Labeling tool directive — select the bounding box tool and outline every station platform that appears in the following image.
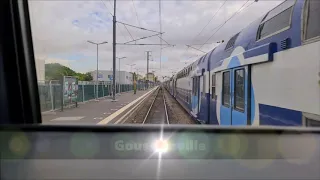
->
[41,88,157,125]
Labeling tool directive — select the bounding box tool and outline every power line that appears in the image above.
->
[100,0,131,45]
[117,21,161,34]
[123,24,135,41]
[117,23,129,42]
[117,43,170,46]
[124,33,163,44]
[186,45,206,53]
[183,0,227,58]
[157,35,169,45]
[100,0,113,16]
[131,0,141,27]
[100,0,137,44]
[107,0,113,10]
[199,0,251,50]
[190,0,227,45]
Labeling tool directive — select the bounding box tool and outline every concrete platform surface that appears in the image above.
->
[41,89,154,125]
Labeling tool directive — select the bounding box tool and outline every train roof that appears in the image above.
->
[208,0,302,70]
[172,0,305,78]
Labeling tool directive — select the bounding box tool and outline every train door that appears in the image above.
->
[220,66,249,125]
[172,79,175,96]
[174,80,177,97]
[191,76,200,116]
[199,75,203,114]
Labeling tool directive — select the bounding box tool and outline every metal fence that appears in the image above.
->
[38,80,150,112]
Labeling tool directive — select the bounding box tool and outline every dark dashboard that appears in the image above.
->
[1,125,320,180]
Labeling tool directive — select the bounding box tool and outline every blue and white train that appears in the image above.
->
[164,0,320,126]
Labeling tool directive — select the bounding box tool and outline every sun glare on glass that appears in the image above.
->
[153,139,169,153]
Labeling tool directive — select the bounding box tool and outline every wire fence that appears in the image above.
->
[38,80,151,112]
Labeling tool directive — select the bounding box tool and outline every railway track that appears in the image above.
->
[142,87,169,124]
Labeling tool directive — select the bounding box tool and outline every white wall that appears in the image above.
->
[92,70,133,84]
[252,41,320,117]
[35,58,45,81]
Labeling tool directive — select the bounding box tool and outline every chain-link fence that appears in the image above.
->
[38,80,149,112]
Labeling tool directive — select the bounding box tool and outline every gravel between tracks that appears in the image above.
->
[124,88,159,124]
[143,87,167,124]
[163,88,196,124]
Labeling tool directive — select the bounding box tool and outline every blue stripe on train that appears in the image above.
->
[198,93,211,124]
[209,96,219,125]
[176,94,192,113]
[259,104,302,126]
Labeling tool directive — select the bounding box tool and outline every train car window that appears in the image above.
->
[203,75,206,95]
[257,6,293,40]
[225,33,240,50]
[262,0,295,22]
[192,78,196,96]
[222,72,230,106]
[306,118,320,127]
[211,74,216,99]
[234,69,245,112]
[305,0,320,40]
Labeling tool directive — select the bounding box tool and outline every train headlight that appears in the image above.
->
[153,139,169,153]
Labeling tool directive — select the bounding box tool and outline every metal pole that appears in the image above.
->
[146,51,150,89]
[82,84,85,102]
[96,44,99,100]
[118,58,120,94]
[49,80,53,111]
[112,0,117,101]
[159,0,162,74]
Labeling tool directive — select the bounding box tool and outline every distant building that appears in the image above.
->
[91,70,133,84]
[136,74,144,81]
[146,72,155,82]
[35,58,45,81]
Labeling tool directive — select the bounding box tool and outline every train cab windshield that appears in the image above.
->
[1,0,320,179]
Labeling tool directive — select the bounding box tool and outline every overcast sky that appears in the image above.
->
[28,0,283,78]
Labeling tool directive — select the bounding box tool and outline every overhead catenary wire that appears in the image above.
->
[182,0,227,60]
[131,0,142,27]
[117,21,161,34]
[198,0,251,50]
[124,33,163,44]
[186,45,206,53]
[123,24,135,41]
[100,0,113,16]
[117,43,171,46]
[157,35,169,45]
[100,0,167,48]
[117,23,129,42]
[190,0,228,45]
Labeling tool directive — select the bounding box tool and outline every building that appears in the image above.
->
[146,72,155,82]
[136,74,144,81]
[91,70,133,84]
[35,58,45,81]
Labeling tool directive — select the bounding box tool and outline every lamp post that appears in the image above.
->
[87,40,108,100]
[126,63,136,73]
[116,57,126,95]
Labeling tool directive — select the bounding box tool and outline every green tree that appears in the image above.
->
[45,63,77,80]
[45,63,93,81]
[82,72,93,81]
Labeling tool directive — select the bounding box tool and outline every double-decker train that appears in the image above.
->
[164,0,320,126]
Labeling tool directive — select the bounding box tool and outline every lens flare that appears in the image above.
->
[153,139,169,153]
